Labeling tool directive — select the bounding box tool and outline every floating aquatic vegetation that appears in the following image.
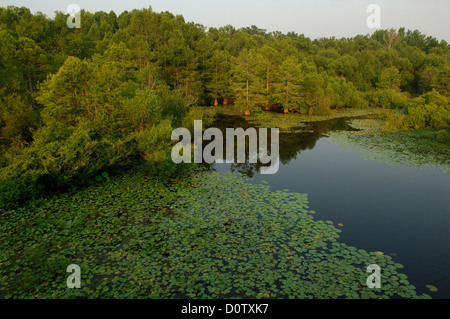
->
[248,112,308,130]
[426,285,438,292]
[329,119,450,172]
[214,106,380,131]
[0,169,428,299]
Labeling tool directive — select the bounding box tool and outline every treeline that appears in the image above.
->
[0,6,449,208]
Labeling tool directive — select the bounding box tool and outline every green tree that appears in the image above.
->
[300,70,326,114]
[326,76,365,109]
[231,49,264,113]
[378,67,402,90]
[407,90,450,129]
[206,49,232,106]
[274,57,302,111]
[257,44,280,108]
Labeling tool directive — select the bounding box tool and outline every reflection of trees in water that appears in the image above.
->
[209,114,354,177]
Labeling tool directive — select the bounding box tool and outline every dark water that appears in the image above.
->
[210,113,450,298]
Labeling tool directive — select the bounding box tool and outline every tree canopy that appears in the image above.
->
[0,5,449,207]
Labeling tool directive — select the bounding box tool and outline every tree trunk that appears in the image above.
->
[284,108,289,114]
[223,99,228,106]
[246,78,249,104]
[246,62,250,107]
[244,110,251,116]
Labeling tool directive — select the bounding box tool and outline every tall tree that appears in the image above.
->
[274,57,302,112]
[257,45,280,109]
[206,49,232,106]
[231,49,264,113]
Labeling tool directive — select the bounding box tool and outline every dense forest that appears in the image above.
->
[0,6,449,209]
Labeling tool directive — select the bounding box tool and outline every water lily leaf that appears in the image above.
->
[426,285,438,292]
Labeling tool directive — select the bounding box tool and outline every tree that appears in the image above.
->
[0,94,39,147]
[274,57,302,111]
[378,67,402,90]
[407,90,450,129]
[300,72,326,115]
[231,49,264,113]
[12,36,47,96]
[326,76,365,109]
[257,45,280,108]
[158,29,201,105]
[383,28,402,49]
[206,49,232,106]
[330,54,361,84]
[418,56,450,96]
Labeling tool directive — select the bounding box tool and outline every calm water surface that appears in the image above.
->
[210,114,450,298]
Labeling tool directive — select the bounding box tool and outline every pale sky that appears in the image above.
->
[1,0,449,41]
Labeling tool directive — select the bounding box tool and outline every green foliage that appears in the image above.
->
[436,129,450,143]
[121,88,162,132]
[0,93,39,144]
[0,177,42,210]
[0,170,427,299]
[330,122,449,171]
[417,57,450,96]
[0,54,193,207]
[181,106,217,131]
[381,110,409,132]
[375,89,409,109]
[205,49,232,104]
[299,72,325,114]
[133,119,174,162]
[0,5,449,207]
[157,87,190,126]
[257,44,281,107]
[407,90,450,129]
[326,76,366,109]
[377,90,449,132]
[274,57,303,111]
[378,67,402,90]
[231,49,265,112]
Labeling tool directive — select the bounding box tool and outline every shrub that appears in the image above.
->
[381,110,409,132]
[407,90,450,129]
[407,103,428,129]
[0,177,42,210]
[377,89,409,109]
[181,106,217,131]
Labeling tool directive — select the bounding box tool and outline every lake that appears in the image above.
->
[210,113,450,298]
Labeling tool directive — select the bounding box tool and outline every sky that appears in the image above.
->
[1,0,449,41]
